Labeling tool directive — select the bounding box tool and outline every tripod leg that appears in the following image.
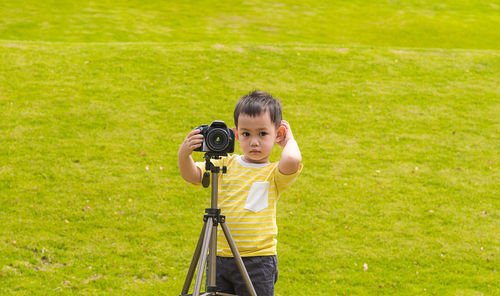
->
[220,222,257,296]
[192,218,213,296]
[181,221,208,295]
[207,223,217,289]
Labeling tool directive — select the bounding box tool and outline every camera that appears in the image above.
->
[194,121,235,154]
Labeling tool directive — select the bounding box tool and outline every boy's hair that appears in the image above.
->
[234,90,282,128]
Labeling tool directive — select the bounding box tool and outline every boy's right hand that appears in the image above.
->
[178,129,204,158]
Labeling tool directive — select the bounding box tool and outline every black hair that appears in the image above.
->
[234,90,282,128]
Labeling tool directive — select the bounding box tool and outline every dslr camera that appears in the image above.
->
[194,121,235,154]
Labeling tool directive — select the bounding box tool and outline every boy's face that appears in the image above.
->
[234,111,278,164]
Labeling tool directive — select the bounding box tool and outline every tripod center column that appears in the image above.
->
[210,167,219,209]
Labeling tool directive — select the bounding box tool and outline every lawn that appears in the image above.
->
[0,1,499,295]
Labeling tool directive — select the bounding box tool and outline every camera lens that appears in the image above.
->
[206,128,229,152]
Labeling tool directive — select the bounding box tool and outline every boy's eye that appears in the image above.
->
[259,132,268,136]
[242,132,250,137]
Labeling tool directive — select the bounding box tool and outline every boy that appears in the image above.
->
[178,90,302,295]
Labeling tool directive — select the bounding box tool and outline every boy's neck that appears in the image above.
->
[241,155,270,165]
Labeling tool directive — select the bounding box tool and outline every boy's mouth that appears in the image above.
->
[250,150,260,154]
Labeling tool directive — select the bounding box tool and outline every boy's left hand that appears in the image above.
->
[276,120,294,148]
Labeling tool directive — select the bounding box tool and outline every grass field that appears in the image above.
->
[0,1,499,295]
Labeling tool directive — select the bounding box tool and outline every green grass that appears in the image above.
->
[2,0,500,49]
[0,1,499,295]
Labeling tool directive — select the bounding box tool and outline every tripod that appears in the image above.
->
[180,152,257,296]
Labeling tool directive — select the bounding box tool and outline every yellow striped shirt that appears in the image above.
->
[195,154,302,257]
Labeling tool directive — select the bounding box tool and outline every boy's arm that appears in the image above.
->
[276,120,302,175]
[178,129,203,184]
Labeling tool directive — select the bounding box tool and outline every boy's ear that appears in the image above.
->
[232,127,239,140]
[276,125,286,142]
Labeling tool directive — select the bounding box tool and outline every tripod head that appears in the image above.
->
[202,152,228,188]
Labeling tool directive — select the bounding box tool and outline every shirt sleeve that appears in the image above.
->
[274,163,303,195]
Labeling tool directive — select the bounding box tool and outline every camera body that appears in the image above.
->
[194,121,235,154]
